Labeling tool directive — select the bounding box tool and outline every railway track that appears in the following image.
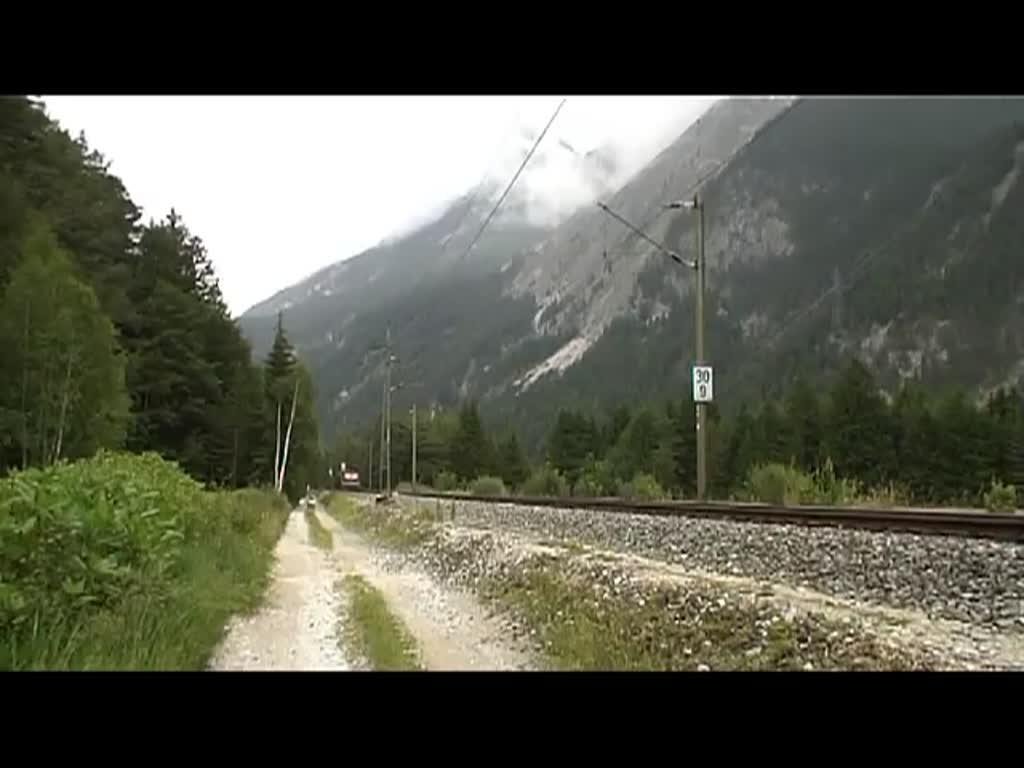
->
[400,490,1024,542]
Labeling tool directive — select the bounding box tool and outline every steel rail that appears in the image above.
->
[399,490,1024,542]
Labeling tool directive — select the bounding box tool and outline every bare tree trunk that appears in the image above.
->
[36,394,46,469]
[277,379,300,493]
[231,427,239,488]
[53,342,75,464]
[39,336,59,467]
[273,399,282,488]
[20,298,30,470]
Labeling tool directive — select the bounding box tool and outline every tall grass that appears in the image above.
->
[337,574,420,670]
[521,464,569,497]
[305,507,333,550]
[745,459,913,507]
[325,493,434,549]
[0,451,289,670]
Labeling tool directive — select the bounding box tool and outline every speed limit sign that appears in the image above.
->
[692,365,713,403]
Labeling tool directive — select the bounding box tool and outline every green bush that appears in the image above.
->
[618,473,665,501]
[574,458,616,498]
[0,451,289,670]
[809,458,862,505]
[747,463,817,505]
[433,470,459,492]
[573,475,604,498]
[983,479,1017,513]
[471,476,507,496]
[522,464,569,497]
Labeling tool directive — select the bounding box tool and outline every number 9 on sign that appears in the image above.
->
[692,365,713,403]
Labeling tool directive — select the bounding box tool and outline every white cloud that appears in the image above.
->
[41,95,719,316]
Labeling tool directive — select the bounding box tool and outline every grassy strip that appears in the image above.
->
[475,556,927,671]
[0,452,290,670]
[304,508,333,551]
[338,574,420,670]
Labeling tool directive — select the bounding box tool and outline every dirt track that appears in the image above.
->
[210,511,351,670]
[210,502,536,671]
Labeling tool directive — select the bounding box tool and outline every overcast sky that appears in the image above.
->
[41,96,720,316]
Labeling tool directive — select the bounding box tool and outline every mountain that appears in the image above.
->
[238,98,786,439]
[500,97,1024,446]
[239,185,550,362]
[239,97,1024,454]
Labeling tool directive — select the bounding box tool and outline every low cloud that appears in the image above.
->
[483,96,721,229]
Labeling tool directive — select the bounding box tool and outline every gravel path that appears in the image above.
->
[212,500,536,671]
[319,509,537,671]
[210,511,352,671]
[420,498,1024,631]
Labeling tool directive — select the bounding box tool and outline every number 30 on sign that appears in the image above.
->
[692,365,713,403]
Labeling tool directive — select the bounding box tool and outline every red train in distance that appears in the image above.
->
[338,462,361,489]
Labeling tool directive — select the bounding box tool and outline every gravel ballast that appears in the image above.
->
[416,498,1024,631]
[366,504,944,669]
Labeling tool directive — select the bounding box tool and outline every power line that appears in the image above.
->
[440,118,529,257]
[456,98,568,265]
[596,202,691,267]
[605,160,722,264]
[438,175,489,262]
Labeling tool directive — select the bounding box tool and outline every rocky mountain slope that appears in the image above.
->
[239,97,1024,452]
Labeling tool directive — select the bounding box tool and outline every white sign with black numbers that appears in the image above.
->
[693,365,713,403]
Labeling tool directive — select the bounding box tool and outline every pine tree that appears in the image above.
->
[784,377,823,470]
[0,169,28,290]
[825,359,894,487]
[608,406,661,482]
[984,387,1018,484]
[757,399,790,465]
[265,312,297,398]
[603,404,632,456]
[721,402,757,491]
[888,383,928,501]
[1010,403,1024,505]
[451,401,489,482]
[497,432,529,490]
[548,409,598,488]
[934,390,991,503]
[262,312,298,487]
[279,363,321,500]
[415,411,453,487]
[670,398,697,496]
[125,277,217,468]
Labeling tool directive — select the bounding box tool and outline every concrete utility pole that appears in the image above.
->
[378,377,386,492]
[598,193,710,500]
[411,403,417,493]
[693,195,707,500]
[665,193,708,500]
[379,326,394,497]
[385,351,393,496]
[367,437,374,492]
[366,326,400,495]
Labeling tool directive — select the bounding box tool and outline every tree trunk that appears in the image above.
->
[20,297,30,470]
[231,427,239,488]
[278,379,300,493]
[53,341,75,465]
[273,399,282,488]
